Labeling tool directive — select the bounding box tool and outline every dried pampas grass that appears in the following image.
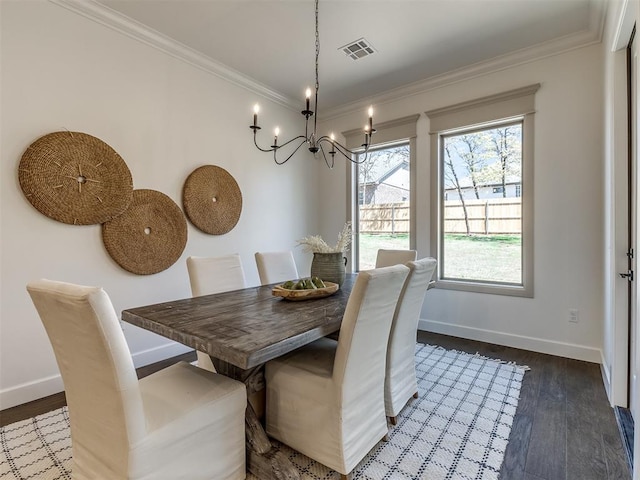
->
[297,222,352,253]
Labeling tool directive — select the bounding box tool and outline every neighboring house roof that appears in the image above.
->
[360,159,409,187]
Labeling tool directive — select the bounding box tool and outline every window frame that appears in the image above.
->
[426,84,538,297]
[343,115,419,272]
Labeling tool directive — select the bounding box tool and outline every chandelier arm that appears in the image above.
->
[317,136,370,164]
[317,142,335,169]
[273,137,309,165]
[253,133,276,153]
[276,135,309,150]
[253,132,307,153]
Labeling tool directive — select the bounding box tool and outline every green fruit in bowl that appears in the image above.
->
[311,276,326,288]
[281,280,295,290]
[304,279,318,290]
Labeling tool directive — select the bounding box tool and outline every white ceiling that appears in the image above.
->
[94,0,604,112]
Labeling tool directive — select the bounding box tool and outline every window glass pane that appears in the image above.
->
[356,144,410,270]
[441,122,522,284]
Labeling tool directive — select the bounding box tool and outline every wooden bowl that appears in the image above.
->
[272,281,339,301]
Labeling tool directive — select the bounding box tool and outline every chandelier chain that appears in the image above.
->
[315,0,320,93]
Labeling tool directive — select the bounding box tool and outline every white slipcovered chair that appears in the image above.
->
[254,251,299,285]
[384,257,437,425]
[27,279,246,480]
[375,248,417,268]
[265,264,409,478]
[186,254,247,372]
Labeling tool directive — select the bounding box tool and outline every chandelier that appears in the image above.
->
[250,0,375,168]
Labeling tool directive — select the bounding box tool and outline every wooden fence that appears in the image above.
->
[444,198,521,234]
[359,203,410,234]
[359,198,522,235]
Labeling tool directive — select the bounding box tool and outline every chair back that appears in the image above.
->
[187,254,247,372]
[387,257,437,377]
[26,279,145,476]
[375,249,418,268]
[186,254,247,296]
[255,251,299,285]
[333,265,409,406]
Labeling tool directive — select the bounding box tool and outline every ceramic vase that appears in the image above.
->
[310,252,347,286]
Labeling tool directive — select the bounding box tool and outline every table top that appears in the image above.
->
[122,274,356,370]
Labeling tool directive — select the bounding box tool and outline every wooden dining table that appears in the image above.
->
[122,273,357,480]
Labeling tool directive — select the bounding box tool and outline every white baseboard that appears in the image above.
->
[0,342,194,410]
[419,318,602,363]
[129,342,193,369]
[0,374,65,412]
[600,352,613,405]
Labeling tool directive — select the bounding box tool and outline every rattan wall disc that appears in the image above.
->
[183,165,242,235]
[102,189,187,275]
[19,131,133,225]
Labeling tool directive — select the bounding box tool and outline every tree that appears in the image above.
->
[477,126,522,196]
[442,124,522,236]
[444,144,471,235]
[447,133,487,200]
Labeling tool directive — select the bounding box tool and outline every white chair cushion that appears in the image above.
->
[384,257,437,418]
[187,254,247,297]
[266,265,409,475]
[186,254,247,372]
[255,251,299,285]
[134,361,246,480]
[27,279,247,480]
[375,249,417,268]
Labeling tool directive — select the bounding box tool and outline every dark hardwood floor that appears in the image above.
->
[0,333,631,480]
[416,331,631,480]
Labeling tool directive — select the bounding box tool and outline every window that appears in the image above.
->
[343,115,419,271]
[355,143,411,270]
[426,84,538,297]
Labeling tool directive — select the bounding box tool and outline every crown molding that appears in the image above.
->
[322,25,604,121]
[612,0,636,51]
[48,0,298,111]
[48,0,605,121]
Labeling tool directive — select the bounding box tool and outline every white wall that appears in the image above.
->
[319,44,605,363]
[0,1,320,408]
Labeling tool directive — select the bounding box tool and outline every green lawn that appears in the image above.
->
[443,234,521,284]
[358,233,521,284]
[358,234,410,270]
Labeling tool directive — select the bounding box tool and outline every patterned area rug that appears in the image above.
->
[0,344,527,480]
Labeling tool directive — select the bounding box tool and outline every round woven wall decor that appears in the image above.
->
[182,165,242,235]
[102,189,187,275]
[18,131,133,225]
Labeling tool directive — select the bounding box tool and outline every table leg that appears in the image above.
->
[211,357,300,480]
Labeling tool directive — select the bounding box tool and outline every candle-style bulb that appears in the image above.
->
[305,88,311,112]
[253,104,260,127]
[330,133,335,141]
[368,106,373,117]
[275,127,280,137]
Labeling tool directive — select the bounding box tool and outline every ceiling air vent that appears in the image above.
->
[339,38,376,60]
